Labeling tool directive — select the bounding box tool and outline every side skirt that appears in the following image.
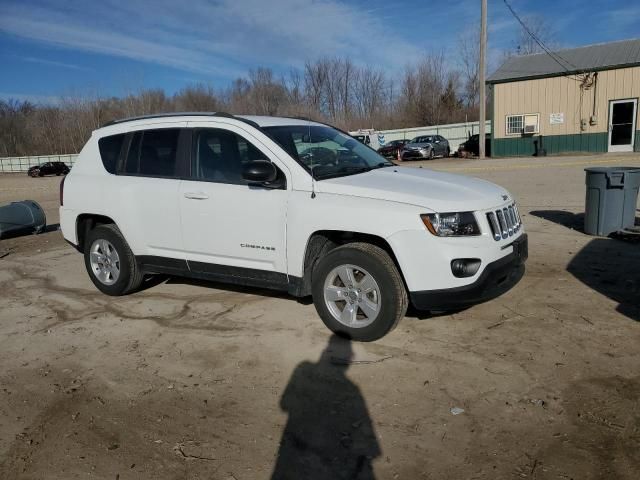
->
[137,255,302,295]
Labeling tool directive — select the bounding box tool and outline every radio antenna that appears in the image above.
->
[308,109,316,199]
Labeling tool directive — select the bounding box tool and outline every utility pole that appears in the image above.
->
[479,0,487,159]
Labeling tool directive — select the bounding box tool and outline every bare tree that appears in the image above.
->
[511,15,558,56]
[458,28,480,109]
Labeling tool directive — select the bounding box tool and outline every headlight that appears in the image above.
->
[421,212,480,236]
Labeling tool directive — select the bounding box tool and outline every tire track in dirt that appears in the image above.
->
[0,264,272,334]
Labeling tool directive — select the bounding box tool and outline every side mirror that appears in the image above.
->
[242,159,278,184]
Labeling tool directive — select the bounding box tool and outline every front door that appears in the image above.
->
[179,124,289,280]
[608,99,637,153]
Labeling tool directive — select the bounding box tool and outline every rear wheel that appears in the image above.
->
[311,243,408,341]
[84,224,143,296]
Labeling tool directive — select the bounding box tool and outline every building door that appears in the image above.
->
[608,99,637,153]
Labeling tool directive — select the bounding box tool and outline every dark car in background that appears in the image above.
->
[457,134,491,157]
[377,139,410,159]
[28,161,70,177]
[401,135,450,160]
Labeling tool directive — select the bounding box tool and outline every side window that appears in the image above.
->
[123,129,180,177]
[192,128,270,185]
[98,133,125,174]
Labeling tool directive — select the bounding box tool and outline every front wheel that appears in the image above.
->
[311,243,408,341]
[428,148,435,160]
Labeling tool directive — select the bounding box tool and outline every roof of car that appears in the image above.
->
[99,112,325,129]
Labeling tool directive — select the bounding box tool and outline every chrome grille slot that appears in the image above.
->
[503,208,513,236]
[487,202,522,241]
[486,212,501,241]
[496,210,508,239]
[508,206,518,232]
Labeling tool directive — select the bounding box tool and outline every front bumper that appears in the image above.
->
[410,234,528,311]
[402,149,430,160]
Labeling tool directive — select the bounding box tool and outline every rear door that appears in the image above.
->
[109,124,188,264]
[179,122,290,280]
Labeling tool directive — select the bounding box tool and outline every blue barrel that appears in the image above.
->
[0,200,47,239]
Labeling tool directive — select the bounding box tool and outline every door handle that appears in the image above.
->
[183,192,209,200]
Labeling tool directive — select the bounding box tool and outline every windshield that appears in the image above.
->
[412,136,433,144]
[263,125,394,180]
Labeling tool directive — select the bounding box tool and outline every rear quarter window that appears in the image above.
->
[98,134,125,174]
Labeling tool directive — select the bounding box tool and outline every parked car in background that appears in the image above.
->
[350,129,381,151]
[28,161,70,177]
[401,135,450,160]
[457,134,491,157]
[377,139,410,159]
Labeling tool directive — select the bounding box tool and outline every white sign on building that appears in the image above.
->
[550,113,564,125]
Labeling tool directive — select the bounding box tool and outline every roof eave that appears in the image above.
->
[487,61,640,85]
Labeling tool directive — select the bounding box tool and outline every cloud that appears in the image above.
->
[0,0,424,80]
[20,56,91,71]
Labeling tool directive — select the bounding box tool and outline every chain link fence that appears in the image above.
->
[0,154,78,173]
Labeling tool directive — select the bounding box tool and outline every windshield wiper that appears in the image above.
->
[314,165,372,180]
[370,162,394,169]
[314,162,394,180]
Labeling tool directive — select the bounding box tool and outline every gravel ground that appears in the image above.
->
[0,153,639,480]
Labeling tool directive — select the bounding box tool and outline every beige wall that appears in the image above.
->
[492,66,640,139]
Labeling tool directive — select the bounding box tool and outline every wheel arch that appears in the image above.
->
[291,229,407,297]
[75,214,118,252]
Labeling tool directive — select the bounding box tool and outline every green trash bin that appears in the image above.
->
[584,167,640,236]
[0,200,47,239]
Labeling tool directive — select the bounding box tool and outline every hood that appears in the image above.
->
[318,166,511,211]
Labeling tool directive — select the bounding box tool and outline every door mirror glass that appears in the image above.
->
[242,159,277,183]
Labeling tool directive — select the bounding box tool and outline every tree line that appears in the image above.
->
[0,17,554,157]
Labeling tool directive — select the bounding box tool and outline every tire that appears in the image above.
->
[445,147,450,157]
[29,169,40,178]
[84,224,143,296]
[311,242,408,341]
[428,148,435,160]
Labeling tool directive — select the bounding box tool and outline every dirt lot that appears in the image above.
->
[1,154,639,480]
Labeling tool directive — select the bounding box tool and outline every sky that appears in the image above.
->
[0,0,638,103]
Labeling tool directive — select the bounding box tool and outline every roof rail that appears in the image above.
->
[100,111,261,129]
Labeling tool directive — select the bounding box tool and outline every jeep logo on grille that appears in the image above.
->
[502,194,509,201]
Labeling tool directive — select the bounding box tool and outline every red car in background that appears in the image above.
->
[377,139,410,159]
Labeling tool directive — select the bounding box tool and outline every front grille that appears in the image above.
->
[486,203,522,241]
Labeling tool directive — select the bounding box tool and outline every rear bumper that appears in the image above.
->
[410,234,528,311]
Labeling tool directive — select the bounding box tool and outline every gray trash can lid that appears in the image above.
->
[585,166,640,173]
[584,167,640,173]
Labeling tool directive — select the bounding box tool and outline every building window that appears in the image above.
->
[506,115,524,135]
[506,113,539,135]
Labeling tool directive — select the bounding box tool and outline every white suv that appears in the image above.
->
[60,113,527,341]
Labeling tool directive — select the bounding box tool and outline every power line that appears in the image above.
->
[502,0,583,78]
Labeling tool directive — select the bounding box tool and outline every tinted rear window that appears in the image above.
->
[98,134,125,174]
[123,129,180,177]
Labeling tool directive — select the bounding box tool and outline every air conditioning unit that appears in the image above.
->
[523,114,539,134]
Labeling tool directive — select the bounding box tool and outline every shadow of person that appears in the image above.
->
[271,335,381,480]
